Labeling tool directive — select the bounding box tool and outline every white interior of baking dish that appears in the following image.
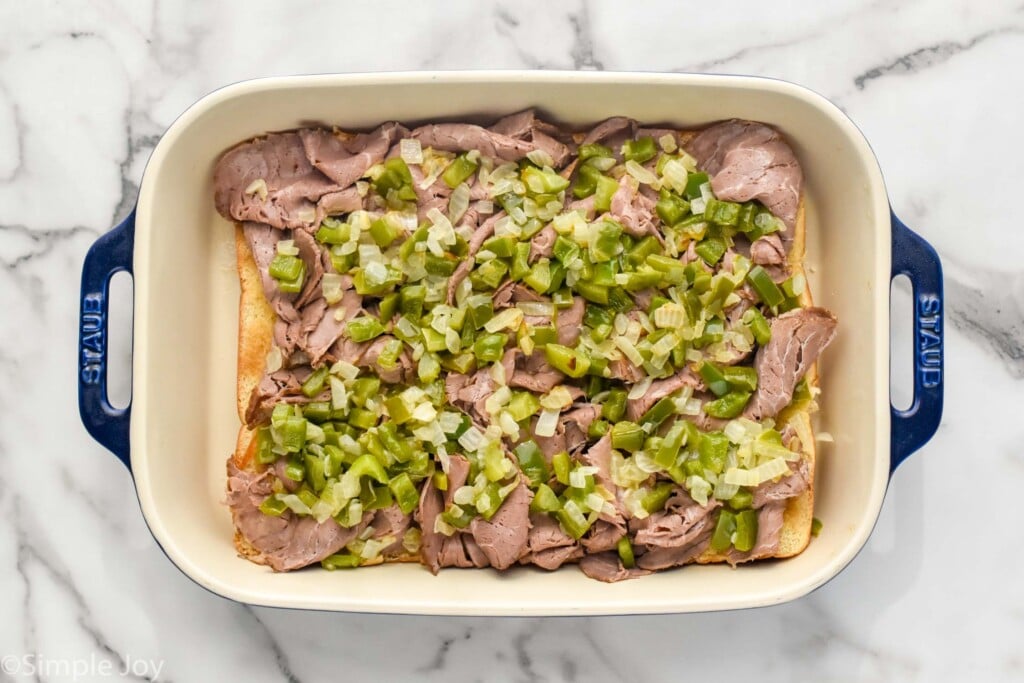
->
[131,72,891,615]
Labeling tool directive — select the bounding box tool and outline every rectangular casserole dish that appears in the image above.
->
[78,71,943,615]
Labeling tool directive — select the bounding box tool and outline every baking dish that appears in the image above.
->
[78,71,943,615]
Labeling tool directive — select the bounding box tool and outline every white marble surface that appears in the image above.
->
[1,0,1022,680]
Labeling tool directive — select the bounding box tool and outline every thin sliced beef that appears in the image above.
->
[556,296,585,347]
[752,458,810,508]
[581,518,626,553]
[726,502,786,565]
[632,491,718,550]
[446,211,505,304]
[581,117,637,157]
[530,225,558,261]
[750,233,786,266]
[299,123,406,188]
[521,513,582,570]
[508,352,563,393]
[243,222,299,322]
[226,461,369,571]
[245,366,315,427]
[413,122,570,167]
[371,505,413,557]
[625,368,703,421]
[469,480,533,570]
[744,307,837,420]
[635,532,712,571]
[215,133,337,229]
[610,175,662,243]
[316,186,364,224]
[417,456,484,572]
[445,368,494,423]
[292,228,325,308]
[579,551,651,583]
[686,120,803,232]
[607,358,645,383]
[305,290,363,366]
[577,433,614,493]
[330,335,413,383]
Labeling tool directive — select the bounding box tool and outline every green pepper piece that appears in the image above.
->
[511,242,531,280]
[572,164,601,199]
[723,366,758,392]
[522,166,570,194]
[323,444,346,478]
[467,297,495,330]
[737,203,758,234]
[704,391,752,419]
[811,517,823,537]
[506,391,541,422]
[279,416,308,453]
[704,198,741,226]
[555,508,594,540]
[515,440,551,488]
[698,362,730,397]
[524,259,552,294]
[255,427,276,465]
[303,453,326,493]
[299,365,329,398]
[622,137,657,164]
[346,316,385,343]
[551,288,574,309]
[654,421,686,469]
[684,171,709,200]
[530,483,562,513]
[601,388,627,422]
[471,258,509,290]
[589,219,623,262]
[646,254,687,283]
[473,481,505,521]
[303,401,332,424]
[418,353,441,383]
[610,421,644,452]
[728,489,753,511]
[347,452,388,485]
[617,536,636,569]
[682,457,704,478]
[579,143,613,161]
[711,509,737,552]
[388,473,420,515]
[322,553,360,570]
[552,236,581,265]
[473,332,508,363]
[378,422,412,462]
[374,158,414,193]
[531,326,558,347]
[544,344,591,378]
[442,154,479,188]
[368,218,400,248]
[698,431,730,474]
[284,457,305,482]
[626,235,661,267]
[641,482,676,514]
[259,495,289,517]
[694,237,727,266]
[423,252,457,277]
[316,219,351,245]
[347,407,378,430]
[593,175,620,213]
[441,504,474,529]
[656,191,690,227]
[482,235,517,258]
[552,451,572,486]
[639,397,675,429]
[350,377,380,406]
[432,471,449,492]
[746,266,786,308]
[440,352,476,375]
[733,509,758,552]
[575,280,609,305]
[588,419,610,439]
[269,253,303,282]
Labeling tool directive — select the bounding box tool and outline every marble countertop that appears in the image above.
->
[3,0,1022,680]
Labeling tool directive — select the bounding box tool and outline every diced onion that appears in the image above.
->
[699,182,713,203]
[691,197,707,214]
[476,200,494,215]
[265,346,283,373]
[526,149,556,167]
[400,138,423,164]
[330,377,348,411]
[412,402,437,423]
[658,134,678,153]
[584,492,607,513]
[685,476,711,506]
[569,469,586,489]
[458,426,484,452]
[484,308,524,333]
[713,479,739,501]
[540,386,574,411]
[448,182,471,224]
[625,160,658,185]
[627,376,653,400]
[634,451,661,474]
[322,273,345,305]
[679,398,703,416]
[517,301,555,318]
[277,494,312,515]
[244,178,268,200]
[276,239,298,256]
[402,528,422,552]
[453,485,477,506]
[535,409,560,438]
[499,411,521,438]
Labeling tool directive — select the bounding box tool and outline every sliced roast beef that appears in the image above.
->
[226,461,369,571]
[726,501,786,565]
[635,532,712,571]
[752,458,810,508]
[509,352,563,393]
[413,121,570,167]
[371,505,413,557]
[305,290,363,366]
[750,233,787,266]
[632,491,718,551]
[579,551,651,583]
[745,307,837,420]
[446,211,505,304]
[625,368,703,421]
[607,357,645,383]
[556,296,586,346]
[292,228,325,308]
[299,123,406,189]
[445,368,494,423]
[581,117,637,157]
[686,120,803,232]
[242,222,299,322]
[529,225,558,261]
[469,479,533,570]
[521,513,582,570]
[316,187,364,223]
[215,133,338,229]
[581,518,626,554]
[577,433,614,492]
[610,175,662,243]
[245,366,315,427]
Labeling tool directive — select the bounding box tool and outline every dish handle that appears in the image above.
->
[889,213,944,472]
[78,210,134,470]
